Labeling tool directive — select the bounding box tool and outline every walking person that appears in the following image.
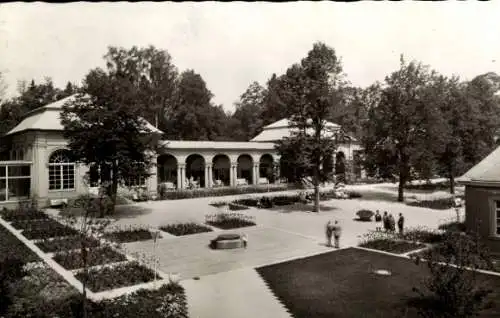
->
[375,210,382,231]
[397,213,405,235]
[333,220,342,248]
[382,211,389,232]
[325,221,333,247]
[388,214,396,233]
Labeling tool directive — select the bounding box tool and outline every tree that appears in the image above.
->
[363,56,441,201]
[61,64,161,215]
[0,72,7,104]
[277,42,345,212]
[260,73,290,126]
[230,81,265,141]
[411,231,493,318]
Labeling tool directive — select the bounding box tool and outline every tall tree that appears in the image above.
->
[61,64,161,215]
[230,81,265,141]
[363,56,440,201]
[260,74,289,126]
[277,42,345,212]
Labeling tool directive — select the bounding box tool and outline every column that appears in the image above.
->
[253,163,259,185]
[230,162,237,187]
[176,164,182,190]
[178,163,186,189]
[205,163,212,188]
[147,162,158,197]
[274,161,280,184]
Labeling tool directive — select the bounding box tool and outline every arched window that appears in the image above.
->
[48,150,75,190]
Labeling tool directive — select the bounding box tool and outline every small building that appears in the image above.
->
[459,146,500,254]
[0,95,363,208]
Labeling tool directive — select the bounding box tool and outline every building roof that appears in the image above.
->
[251,118,357,143]
[5,94,162,136]
[458,145,500,183]
[160,140,276,150]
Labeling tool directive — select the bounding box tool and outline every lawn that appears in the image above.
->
[256,248,500,318]
[0,224,40,263]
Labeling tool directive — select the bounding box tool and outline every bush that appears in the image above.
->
[19,220,79,240]
[36,236,101,253]
[0,225,40,263]
[228,203,249,211]
[359,238,425,254]
[103,227,153,243]
[400,227,445,244]
[1,207,48,222]
[205,213,256,229]
[438,221,466,232]
[407,196,464,210]
[232,198,260,207]
[158,184,296,200]
[348,191,363,199]
[76,262,157,292]
[271,195,301,206]
[356,209,374,221]
[53,246,127,270]
[160,223,213,236]
[405,181,457,191]
[0,257,27,316]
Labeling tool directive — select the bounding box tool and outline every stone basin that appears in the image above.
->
[210,233,244,249]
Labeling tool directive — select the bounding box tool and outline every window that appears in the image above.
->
[48,150,75,190]
[0,164,31,202]
[496,201,500,236]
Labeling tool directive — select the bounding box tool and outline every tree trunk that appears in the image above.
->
[313,167,320,213]
[398,162,406,203]
[110,162,118,215]
[449,169,455,195]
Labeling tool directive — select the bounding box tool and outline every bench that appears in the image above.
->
[236,178,248,186]
[258,177,269,184]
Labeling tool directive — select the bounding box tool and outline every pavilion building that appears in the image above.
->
[0,95,362,208]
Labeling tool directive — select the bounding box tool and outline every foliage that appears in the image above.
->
[103,226,154,243]
[0,206,48,222]
[0,225,39,263]
[406,196,464,210]
[228,202,249,210]
[205,213,256,229]
[400,226,445,244]
[209,201,228,208]
[356,209,374,221]
[411,232,494,318]
[160,223,213,236]
[228,81,266,141]
[359,237,425,254]
[53,246,127,270]
[0,258,27,316]
[232,198,260,207]
[75,262,157,293]
[18,220,79,240]
[36,236,101,253]
[404,180,458,191]
[438,221,466,232]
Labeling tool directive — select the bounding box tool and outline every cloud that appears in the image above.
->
[0,2,499,112]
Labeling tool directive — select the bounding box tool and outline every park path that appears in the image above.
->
[181,267,293,318]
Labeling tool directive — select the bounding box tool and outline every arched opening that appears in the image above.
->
[212,154,230,186]
[186,154,205,188]
[335,151,346,184]
[259,154,274,184]
[157,154,178,186]
[237,154,253,185]
[48,149,75,191]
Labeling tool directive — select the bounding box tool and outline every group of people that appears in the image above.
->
[374,210,405,234]
[325,220,342,248]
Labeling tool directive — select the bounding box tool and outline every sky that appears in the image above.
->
[1,2,499,112]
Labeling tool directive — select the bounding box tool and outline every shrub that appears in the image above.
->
[0,258,27,316]
[1,207,48,222]
[400,226,445,244]
[0,225,39,263]
[103,227,153,243]
[53,246,127,270]
[232,198,260,207]
[438,221,466,232]
[356,209,374,221]
[76,262,157,292]
[160,223,213,236]
[228,203,249,211]
[405,181,457,191]
[348,191,363,198]
[271,195,301,206]
[20,220,79,240]
[36,236,101,253]
[158,184,296,200]
[359,238,425,254]
[407,196,464,210]
[205,213,256,229]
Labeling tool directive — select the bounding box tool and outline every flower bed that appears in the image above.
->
[232,198,260,207]
[438,221,466,232]
[0,224,40,263]
[205,213,256,230]
[1,207,49,222]
[53,246,127,270]
[406,196,464,210]
[15,219,79,240]
[104,227,154,243]
[399,227,444,244]
[359,238,425,254]
[159,184,296,200]
[160,223,213,236]
[228,202,249,211]
[76,261,157,292]
[209,201,228,208]
[36,236,101,253]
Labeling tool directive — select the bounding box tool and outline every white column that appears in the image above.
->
[176,165,181,189]
[178,164,186,189]
[147,161,158,196]
[253,163,259,185]
[230,162,237,187]
[205,163,212,188]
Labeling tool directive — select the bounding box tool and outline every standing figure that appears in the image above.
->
[241,233,248,248]
[382,211,389,232]
[325,221,333,247]
[397,213,405,234]
[333,220,342,248]
[389,214,396,233]
[375,210,382,231]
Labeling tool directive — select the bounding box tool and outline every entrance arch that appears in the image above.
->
[212,154,230,186]
[259,154,274,183]
[186,154,205,188]
[157,154,178,185]
[237,154,253,185]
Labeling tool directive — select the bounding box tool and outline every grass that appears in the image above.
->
[359,238,426,254]
[0,224,40,263]
[160,223,213,236]
[257,247,500,318]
